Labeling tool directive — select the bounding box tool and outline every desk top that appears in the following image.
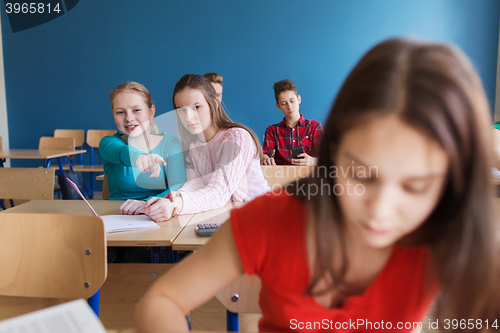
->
[1,200,194,247]
[172,202,245,251]
[0,149,86,159]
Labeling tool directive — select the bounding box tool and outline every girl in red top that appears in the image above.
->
[135,39,499,332]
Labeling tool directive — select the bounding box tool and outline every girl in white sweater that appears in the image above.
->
[142,74,270,220]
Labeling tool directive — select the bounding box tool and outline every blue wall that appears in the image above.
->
[2,0,500,167]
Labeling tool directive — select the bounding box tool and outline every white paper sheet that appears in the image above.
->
[0,299,106,333]
[101,214,160,233]
[66,177,159,233]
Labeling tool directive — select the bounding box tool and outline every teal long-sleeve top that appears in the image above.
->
[99,132,186,200]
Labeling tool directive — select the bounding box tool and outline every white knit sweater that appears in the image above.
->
[178,128,270,214]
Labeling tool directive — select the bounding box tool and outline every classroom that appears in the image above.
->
[0,1,499,333]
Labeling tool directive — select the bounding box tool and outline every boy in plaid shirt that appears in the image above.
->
[261,79,323,166]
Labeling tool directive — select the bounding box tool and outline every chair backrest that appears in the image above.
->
[102,173,110,200]
[54,129,85,147]
[87,130,116,148]
[0,168,55,200]
[0,213,106,318]
[38,136,75,150]
[215,275,262,314]
[260,165,314,190]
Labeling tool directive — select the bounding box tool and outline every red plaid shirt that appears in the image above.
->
[262,115,323,165]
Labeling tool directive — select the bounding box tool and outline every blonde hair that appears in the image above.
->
[110,81,158,134]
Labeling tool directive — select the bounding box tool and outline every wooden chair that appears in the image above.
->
[102,173,110,200]
[73,129,116,198]
[38,136,75,168]
[38,136,77,198]
[260,165,314,189]
[215,275,262,332]
[38,136,75,150]
[0,213,107,318]
[0,167,55,209]
[54,129,85,147]
[54,129,85,164]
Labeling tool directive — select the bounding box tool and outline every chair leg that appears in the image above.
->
[89,171,94,199]
[227,310,238,332]
[87,289,101,317]
[0,199,6,210]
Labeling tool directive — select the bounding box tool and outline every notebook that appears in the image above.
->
[65,178,160,233]
[0,299,107,333]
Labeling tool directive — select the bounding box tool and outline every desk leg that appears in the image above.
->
[88,289,101,317]
[227,310,238,332]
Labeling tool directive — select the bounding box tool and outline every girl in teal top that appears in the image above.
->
[100,81,186,216]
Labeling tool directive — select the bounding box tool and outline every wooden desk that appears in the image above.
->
[0,148,86,172]
[172,202,245,251]
[0,149,86,160]
[1,200,194,247]
[2,200,246,331]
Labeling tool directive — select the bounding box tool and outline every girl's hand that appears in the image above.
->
[165,191,183,217]
[136,154,167,177]
[142,197,177,222]
[119,199,147,215]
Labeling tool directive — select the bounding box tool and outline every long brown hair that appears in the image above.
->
[291,39,499,324]
[172,74,262,166]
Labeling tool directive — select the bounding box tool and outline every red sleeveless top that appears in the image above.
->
[230,192,439,332]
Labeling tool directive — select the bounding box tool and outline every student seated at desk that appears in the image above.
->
[135,39,500,332]
[100,82,186,262]
[142,74,270,220]
[261,79,323,166]
[100,82,186,212]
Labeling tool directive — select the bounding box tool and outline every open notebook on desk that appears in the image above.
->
[66,178,160,233]
[0,299,106,333]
